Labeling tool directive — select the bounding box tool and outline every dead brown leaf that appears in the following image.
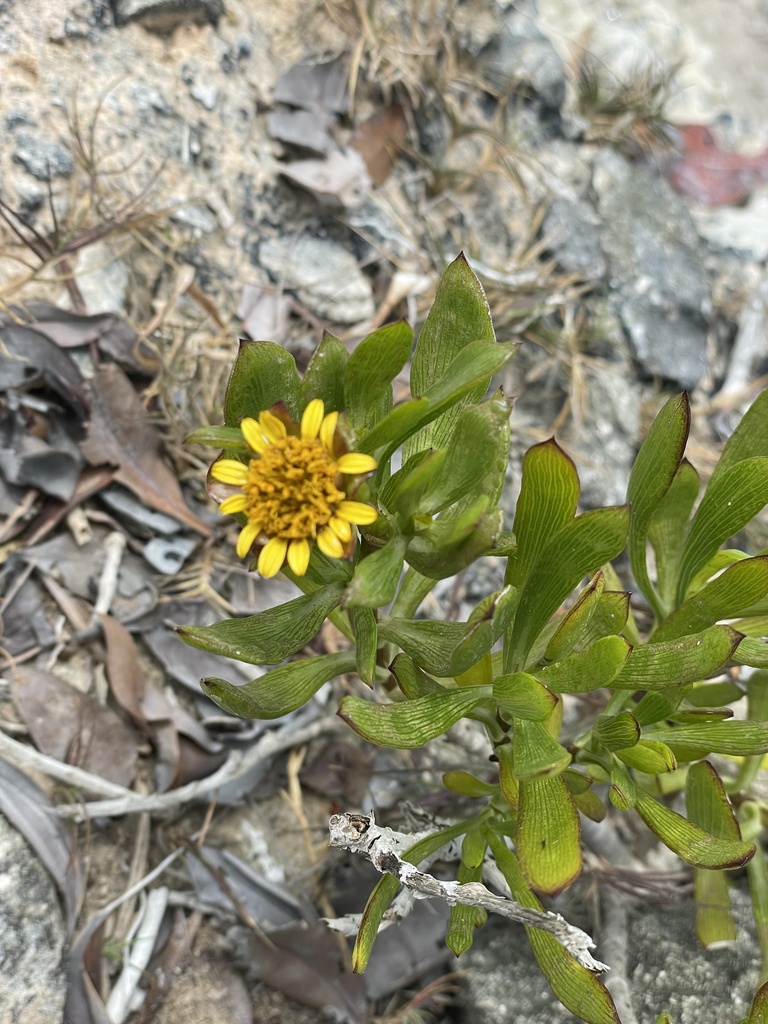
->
[351,104,407,186]
[11,664,138,790]
[80,364,211,536]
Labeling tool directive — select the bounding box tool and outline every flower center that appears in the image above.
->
[244,436,345,540]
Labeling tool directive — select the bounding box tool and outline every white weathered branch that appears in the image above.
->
[327,812,609,974]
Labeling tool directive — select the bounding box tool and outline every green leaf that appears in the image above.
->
[609,758,637,810]
[343,532,406,609]
[693,867,736,948]
[390,653,437,698]
[734,637,768,668]
[300,332,348,412]
[653,556,768,642]
[338,686,492,748]
[578,591,631,649]
[418,397,512,514]
[224,340,301,424]
[627,393,690,616]
[446,859,487,955]
[381,449,446,519]
[378,616,487,676]
[655,1013,674,1024]
[508,506,630,670]
[710,389,768,487]
[461,827,488,869]
[745,982,768,1024]
[545,572,604,662]
[406,253,496,459]
[632,690,680,727]
[185,424,249,450]
[405,499,503,580]
[443,770,498,797]
[634,792,755,869]
[648,459,700,611]
[485,832,620,1024]
[343,321,413,432]
[571,786,607,823]
[685,761,740,949]
[644,721,768,757]
[350,606,377,686]
[506,439,580,590]
[201,651,356,719]
[359,342,517,459]
[517,775,582,894]
[615,740,676,774]
[493,672,558,721]
[513,718,572,780]
[610,626,743,690]
[592,712,641,751]
[177,583,346,665]
[685,680,743,707]
[285,546,354,589]
[537,636,631,694]
[677,458,768,602]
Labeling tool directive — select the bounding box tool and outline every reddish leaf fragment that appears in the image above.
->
[80,364,211,535]
[667,124,768,206]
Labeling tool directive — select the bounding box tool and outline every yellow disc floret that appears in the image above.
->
[210,399,377,578]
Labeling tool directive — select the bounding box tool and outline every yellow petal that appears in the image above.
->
[287,537,311,576]
[329,515,352,543]
[336,453,377,475]
[259,409,287,444]
[337,500,378,525]
[317,527,344,559]
[219,494,248,515]
[236,521,261,558]
[211,459,249,485]
[320,410,339,453]
[301,399,325,441]
[240,417,267,454]
[257,536,288,578]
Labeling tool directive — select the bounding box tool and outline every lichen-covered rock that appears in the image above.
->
[0,814,67,1024]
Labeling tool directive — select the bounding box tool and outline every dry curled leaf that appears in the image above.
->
[80,364,210,536]
[351,104,407,186]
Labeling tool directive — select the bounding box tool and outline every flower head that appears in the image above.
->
[210,399,377,578]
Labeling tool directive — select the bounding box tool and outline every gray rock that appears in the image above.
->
[544,197,607,280]
[562,364,641,509]
[71,240,129,315]
[694,192,768,262]
[13,133,73,180]
[477,0,566,110]
[0,814,67,1024]
[267,108,335,155]
[258,235,374,324]
[594,150,711,389]
[458,886,760,1024]
[112,0,223,31]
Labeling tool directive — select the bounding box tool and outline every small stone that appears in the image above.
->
[477,0,566,110]
[71,241,129,316]
[267,108,335,155]
[694,191,768,262]
[258,235,374,324]
[12,133,73,180]
[543,197,607,280]
[112,0,224,32]
[189,81,219,111]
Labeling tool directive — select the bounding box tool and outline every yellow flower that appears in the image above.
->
[210,399,378,578]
